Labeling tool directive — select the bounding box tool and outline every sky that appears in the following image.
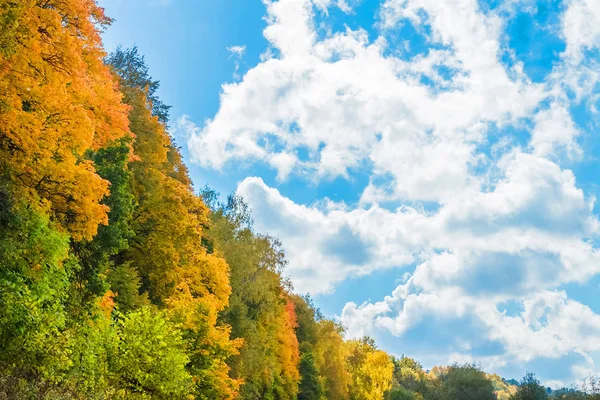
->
[99,0,600,388]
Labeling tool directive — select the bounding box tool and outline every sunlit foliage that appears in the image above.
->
[3,2,598,400]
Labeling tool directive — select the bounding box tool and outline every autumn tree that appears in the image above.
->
[346,337,394,400]
[290,293,351,400]
[0,0,130,396]
[202,191,301,399]
[489,373,518,400]
[0,0,130,241]
[314,320,352,399]
[107,49,240,398]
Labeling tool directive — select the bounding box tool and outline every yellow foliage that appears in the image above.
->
[346,339,394,400]
[488,373,518,400]
[120,86,241,397]
[314,320,352,399]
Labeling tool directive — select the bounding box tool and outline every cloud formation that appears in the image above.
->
[178,0,600,385]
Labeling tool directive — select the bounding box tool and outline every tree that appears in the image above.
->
[292,294,322,345]
[114,307,192,398]
[489,374,518,400]
[388,386,422,400]
[298,350,324,400]
[313,320,351,399]
[581,375,600,400]
[107,49,241,398]
[549,388,587,399]
[0,0,130,241]
[392,356,430,395]
[203,190,300,399]
[106,46,171,123]
[511,373,549,400]
[72,139,136,308]
[347,337,394,400]
[437,363,496,400]
[0,195,73,387]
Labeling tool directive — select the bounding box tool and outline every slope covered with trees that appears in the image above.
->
[1,1,599,399]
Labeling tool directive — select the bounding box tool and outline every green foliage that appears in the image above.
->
[114,307,192,398]
[106,46,171,123]
[437,364,496,400]
[298,350,324,400]
[292,294,322,346]
[511,373,549,400]
[204,191,298,399]
[391,356,430,396]
[73,140,136,305]
[550,388,587,399]
[67,312,119,397]
[388,386,422,400]
[0,194,73,384]
[0,1,22,59]
[107,263,148,312]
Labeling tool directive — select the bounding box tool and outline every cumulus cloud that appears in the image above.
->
[184,0,546,202]
[530,103,581,159]
[562,0,600,63]
[341,288,600,369]
[236,176,421,293]
[179,0,600,385]
[233,151,599,295]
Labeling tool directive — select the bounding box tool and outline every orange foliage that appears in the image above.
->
[277,297,301,396]
[0,0,130,240]
[97,290,115,319]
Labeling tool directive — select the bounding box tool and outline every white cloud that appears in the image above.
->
[562,0,600,63]
[264,0,317,57]
[439,151,597,238]
[227,45,246,57]
[180,0,600,383]
[236,176,422,293]
[234,150,599,294]
[341,287,600,369]
[530,103,581,159]
[185,0,545,202]
[227,45,247,81]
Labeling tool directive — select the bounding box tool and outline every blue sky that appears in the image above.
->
[99,0,600,387]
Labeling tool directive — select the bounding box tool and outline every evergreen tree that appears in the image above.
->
[511,373,549,400]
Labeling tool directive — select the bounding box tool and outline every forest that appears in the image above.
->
[0,1,598,399]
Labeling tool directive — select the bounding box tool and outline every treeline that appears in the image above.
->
[0,1,388,398]
[0,2,597,400]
